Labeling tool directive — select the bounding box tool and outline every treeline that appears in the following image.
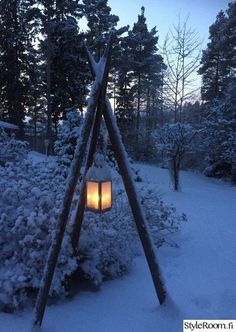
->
[0,0,235,178]
[0,0,165,155]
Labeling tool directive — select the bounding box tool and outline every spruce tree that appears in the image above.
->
[0,0,37,137]
[199,2,236,104]
[199,2,236,179]
[82,0,119,60]
[198,11,228,104]
[37,0,88,137]
[116,7,164,159]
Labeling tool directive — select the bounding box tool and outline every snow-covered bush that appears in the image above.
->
[139,185,187,248]
[0,156,185,312]
[78,169,186,285]
[0,128,29,165]
[154,123,197,190]
[78,175,138,285]
[0,160,75,311]
[54,109,83,176]
[0,160,136,311]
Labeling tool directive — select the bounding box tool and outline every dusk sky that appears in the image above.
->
[102,0,230,94]
[108,0,230,47]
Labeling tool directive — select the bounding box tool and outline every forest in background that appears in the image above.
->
[0,0,235,183]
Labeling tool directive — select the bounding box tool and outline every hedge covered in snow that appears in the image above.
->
[0,128,29,165]
[0,146,186,312]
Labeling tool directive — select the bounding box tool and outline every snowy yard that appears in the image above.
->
[1,164,236,332]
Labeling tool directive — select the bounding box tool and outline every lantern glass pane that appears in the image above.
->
[101,181,112,210]
[86,181,99,210]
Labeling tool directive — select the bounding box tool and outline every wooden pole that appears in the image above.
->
[46,0,52,154]
[103,98,166,304]
[71,34,113,250]
[79,51,166,305]
[32,43,112,328]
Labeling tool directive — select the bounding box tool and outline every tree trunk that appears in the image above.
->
[135,72,141,158]
[46,0,52,152]
[145,86,151,158]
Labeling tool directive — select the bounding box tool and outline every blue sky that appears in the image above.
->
[108,0,230,47]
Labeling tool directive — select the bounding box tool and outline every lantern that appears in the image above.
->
[85,153,112,212]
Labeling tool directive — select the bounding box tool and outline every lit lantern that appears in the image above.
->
[85,153,112,212]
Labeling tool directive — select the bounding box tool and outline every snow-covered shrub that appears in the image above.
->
[0,159,137,311]
[78,175,138,285]
[54,109,83,176]
[0,156,185,311]
[0,128,29,165]
[139,185,187,248]
[154,123,197,190]
[0,160,76,311]
[77,169,186,285]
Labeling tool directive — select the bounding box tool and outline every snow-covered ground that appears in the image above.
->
[1,164,236,332]
[28,151,55,163]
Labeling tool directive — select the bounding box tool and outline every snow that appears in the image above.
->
[86,153,111,180]
[1,165,236,331]
[140,165,236,318]
[28,151,55,163]
[0,120,18,130]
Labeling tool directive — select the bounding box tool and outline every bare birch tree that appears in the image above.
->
[162,16,202,122]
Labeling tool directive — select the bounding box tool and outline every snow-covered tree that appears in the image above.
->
[198,2,236,181]
[82,0,119,60]
[54,109,83,176]
[154,123,197,190]
[199,2,236,104]
[116,7,165,159]
[202,81,236,180]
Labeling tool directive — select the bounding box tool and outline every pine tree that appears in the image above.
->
[0,0,37,137]
[199,2,236,180]
[82,0,119,60]
[199,2,236,104]
[202,80,236,178]
[198,11,228,104]
[116,7,164,159]
[37,0,88,138]
[50,18,88,134]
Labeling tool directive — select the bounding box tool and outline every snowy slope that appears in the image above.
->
[0,165,236,332]
[139,165,236,319]
[28,151,55,163]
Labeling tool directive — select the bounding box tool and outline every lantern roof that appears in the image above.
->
[86,153,111,181]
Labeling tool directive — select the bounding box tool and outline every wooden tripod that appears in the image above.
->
[32,34,166,329]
